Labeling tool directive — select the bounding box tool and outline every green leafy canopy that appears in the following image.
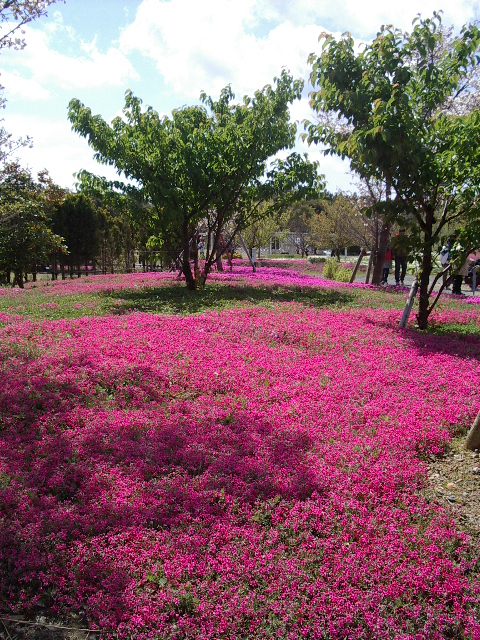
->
[305,13,480,328]
[68,70,324,289]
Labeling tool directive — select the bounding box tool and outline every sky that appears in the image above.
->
[0,0,479,194]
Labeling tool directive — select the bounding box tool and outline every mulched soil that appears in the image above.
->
[424,436,480,542]
[0,614,97,640]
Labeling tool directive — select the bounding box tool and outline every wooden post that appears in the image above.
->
[365,250,374,284]
[465,410,480,450]
[236,231,256,272]
[399,278,418,328]
[349,249,366,284]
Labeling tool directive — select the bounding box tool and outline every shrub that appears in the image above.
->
[323,258,352,282]
[268,253,302,259]
[323,258,338,279]
[335,265,352,282]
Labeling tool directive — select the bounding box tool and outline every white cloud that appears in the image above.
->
[3,115,122,190]
[1,22,138,96]
[119,0,480,103]
[119,0,322,99]
[2,0,478,195]
[0,69,50,100]
[254,0,480,39]
[310,149,356,194]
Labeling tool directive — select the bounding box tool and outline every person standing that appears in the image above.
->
[392,229,408,286]
[452,252,472,295]
[440,240,452,289]
[198,237,205,259]
[381,245,392,285]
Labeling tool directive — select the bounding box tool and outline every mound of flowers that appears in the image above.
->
[0,301,479,638]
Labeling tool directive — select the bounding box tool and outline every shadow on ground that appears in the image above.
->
[425,321,480,337]
[102,283,357,316]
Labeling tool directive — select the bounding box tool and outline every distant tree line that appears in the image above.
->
[0,160,369,287]
[0,162,143,287]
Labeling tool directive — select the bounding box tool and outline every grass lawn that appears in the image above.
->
[0,262,479,639]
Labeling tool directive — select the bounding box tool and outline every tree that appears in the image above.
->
[305,14,480,328]
[282,202,314,257]
[75,171,142,273]
[241,204,288,258]
[0,162,63,286]
[68,71,324,290]
[52,194,100,278]
[309,194,366,258]
[0,1,61,51]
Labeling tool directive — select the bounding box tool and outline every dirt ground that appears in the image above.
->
[0,614,97,640]
[424,436,480,542]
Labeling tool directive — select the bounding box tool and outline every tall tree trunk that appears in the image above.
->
[416,236,433,331]
[371,221,390,285]
[216,236,224,272]
[415,211,436,330]
[182,221,196,290]
[13,271,24,288]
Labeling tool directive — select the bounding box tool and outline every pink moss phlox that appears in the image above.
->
[0,302,479,637]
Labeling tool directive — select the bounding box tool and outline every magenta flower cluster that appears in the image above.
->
[0,272,479,638]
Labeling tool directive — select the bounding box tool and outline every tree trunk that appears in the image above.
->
[216,237,223,272]
[182,221,196,290]
[13,271,24,288]
[416,223,434,330]
[371,221,390,285]
[465,410,480,450]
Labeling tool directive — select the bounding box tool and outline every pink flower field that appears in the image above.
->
[0,269,480,638]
